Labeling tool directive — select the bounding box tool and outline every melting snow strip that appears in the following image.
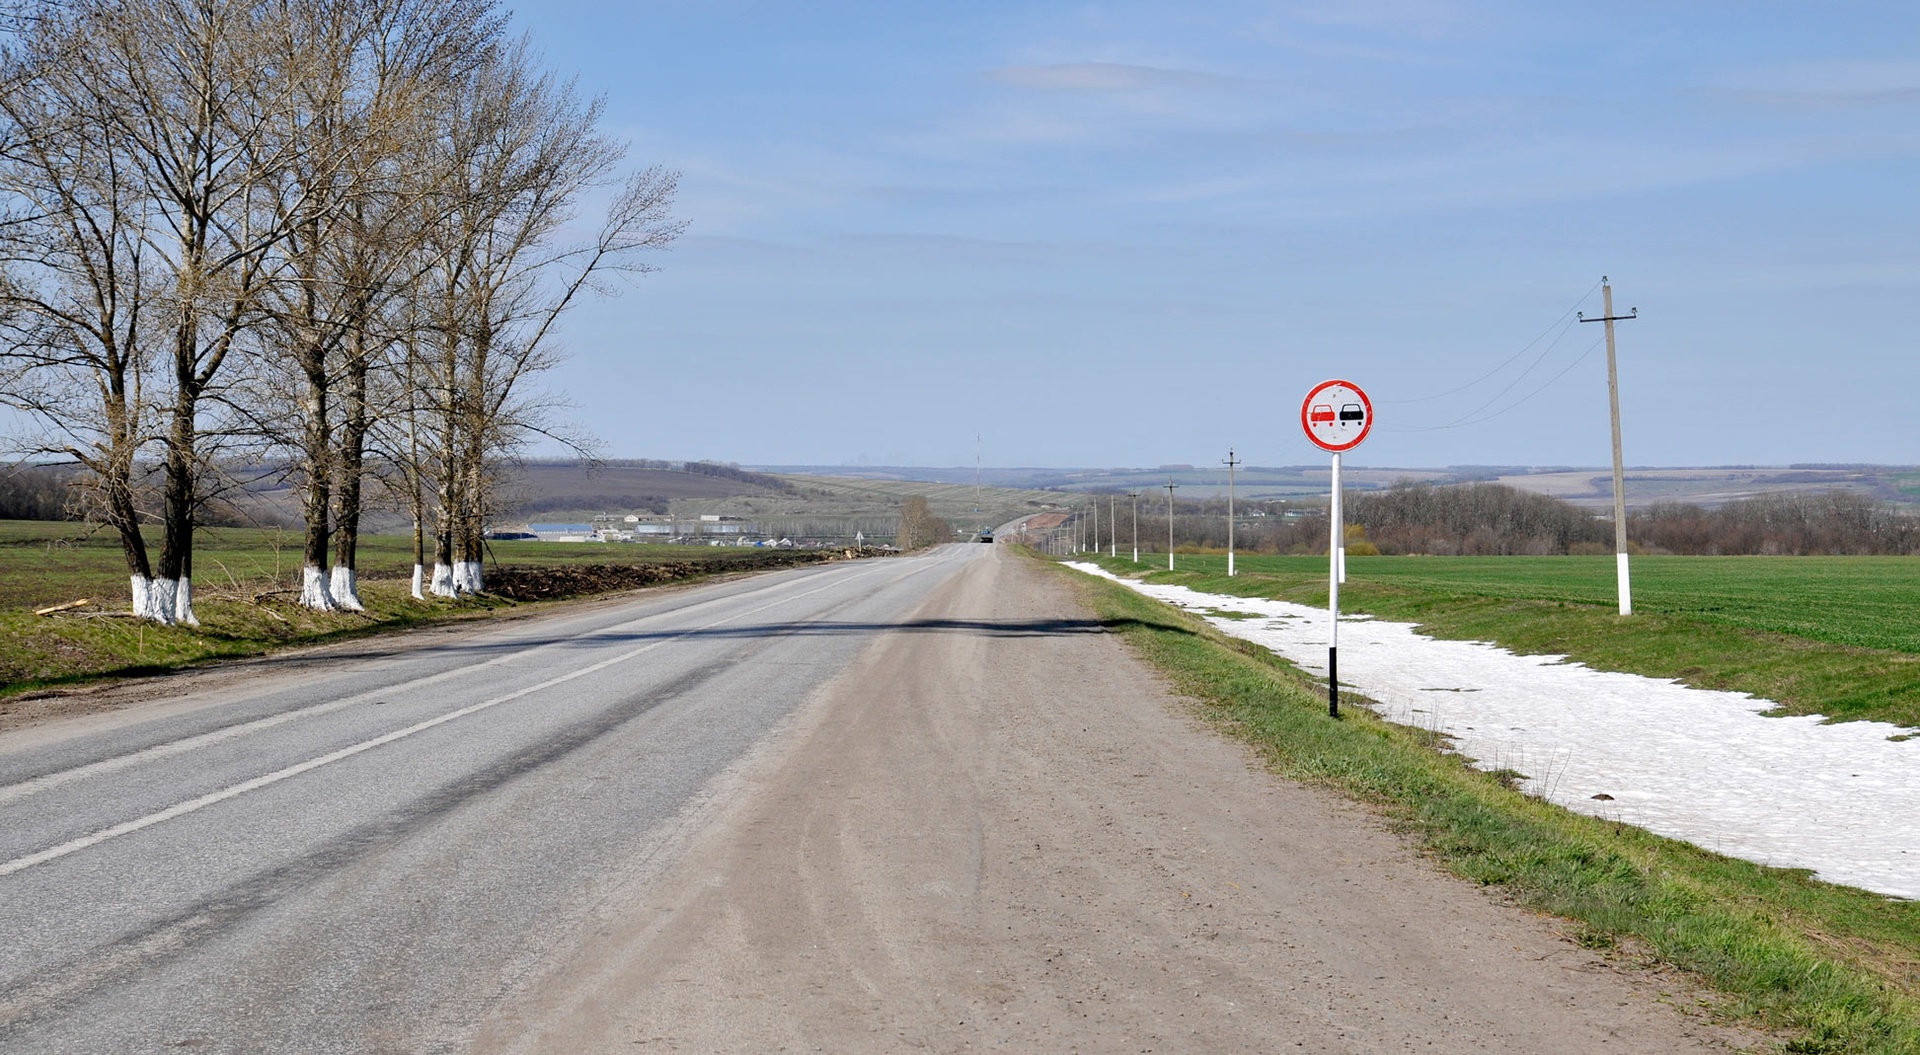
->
[1066,562,1920,900]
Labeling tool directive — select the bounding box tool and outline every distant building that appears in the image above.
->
[527,522,598,542]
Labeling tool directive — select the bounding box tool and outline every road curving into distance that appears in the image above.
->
[1,541,1761,1053]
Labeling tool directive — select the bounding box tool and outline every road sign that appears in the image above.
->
[1301,379,1373,453]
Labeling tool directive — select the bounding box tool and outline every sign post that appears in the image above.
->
[1301,379,1373,718]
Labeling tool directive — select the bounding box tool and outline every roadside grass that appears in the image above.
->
[1085,553,1920,730]
[0,519,821,697]
[1061,561,1920,1054]
[0,519,737,610]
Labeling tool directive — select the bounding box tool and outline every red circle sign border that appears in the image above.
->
[1300,379,1374,453]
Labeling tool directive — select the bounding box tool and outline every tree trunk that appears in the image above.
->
[299,358,337,611]
[155,386,197,626]
[331,337,369,611]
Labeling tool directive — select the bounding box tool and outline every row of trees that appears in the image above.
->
[1082,483,1920,558]
[0,0,680,622]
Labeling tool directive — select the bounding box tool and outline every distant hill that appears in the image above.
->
[756,464,1920,511]
[500,460,791,518]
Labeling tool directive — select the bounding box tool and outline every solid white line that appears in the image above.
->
[0,558,882,809]
[0,562,891,878]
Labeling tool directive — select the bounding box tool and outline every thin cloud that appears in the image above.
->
[988,62,1244,93]
[1713,58,1920,108]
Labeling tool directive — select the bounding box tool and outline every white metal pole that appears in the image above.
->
[1329,452,1342,717]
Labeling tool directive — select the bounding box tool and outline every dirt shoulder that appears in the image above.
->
[474,545,1765,1053]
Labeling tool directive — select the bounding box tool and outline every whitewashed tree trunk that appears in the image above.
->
[453,560,483,594]
[300,565,338,611]
[174,577,199,627]
[142,577,179,625]
[430,562,456,597]
[131,575,174,625]
[410,564,425,600]
[330,566,365,611]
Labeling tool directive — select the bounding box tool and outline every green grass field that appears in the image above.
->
[1059,560,1920,1053]
[1082,552,1920,729]
[0,519,815,695]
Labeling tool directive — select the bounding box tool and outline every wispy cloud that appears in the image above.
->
[1713,58,1920,108]
[989,61,1245,93]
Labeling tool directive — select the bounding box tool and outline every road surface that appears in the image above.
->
[0,543,1759,1052]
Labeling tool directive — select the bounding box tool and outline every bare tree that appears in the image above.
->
[253,0,501,610]
[3,2,676,619]
[407,40,680,597]
[0,3,168,615]
[1,0,380,622]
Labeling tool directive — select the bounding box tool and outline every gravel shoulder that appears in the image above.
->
[474,545,1767,1053]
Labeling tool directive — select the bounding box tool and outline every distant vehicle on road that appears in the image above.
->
[976,529,994,543]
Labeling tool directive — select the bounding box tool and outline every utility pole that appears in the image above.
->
[1579,277,1637,616]
[1223,448,1241,577]
[974,433,981,521]
[1129,490,1140,563]
[1109,493,1117,558]
[1164,478,1178,571]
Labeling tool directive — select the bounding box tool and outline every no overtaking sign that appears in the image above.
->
[1301,379,1372,453]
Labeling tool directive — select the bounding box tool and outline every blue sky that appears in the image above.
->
[517,1,1920,469]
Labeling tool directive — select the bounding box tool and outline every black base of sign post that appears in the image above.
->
[1328,646,1339,718]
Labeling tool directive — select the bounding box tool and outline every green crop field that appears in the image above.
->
[0,520,736,611]
[0,519,826,696]
[1082,552,1920,729]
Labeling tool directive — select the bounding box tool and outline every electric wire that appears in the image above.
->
[1386,331,1606,433]
[1381,276,1603,406]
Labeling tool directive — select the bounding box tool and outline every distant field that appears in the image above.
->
[0,519,837,695]
[1087,552,1920,728]
[667,474,1069,535]
[0,519,750,611]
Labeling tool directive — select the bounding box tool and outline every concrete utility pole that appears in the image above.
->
[974,434,981,520]
[1109,493,1117,558]
[1129,490,1141,563]
[1223,448,1241,577]
[1164,479,1178,571]
[1579,277,1638,616]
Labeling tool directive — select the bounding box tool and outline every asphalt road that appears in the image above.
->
[0,543,989,1053]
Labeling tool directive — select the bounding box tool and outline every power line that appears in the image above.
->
[1387,332,1605,433]
[1383,277,1603,406]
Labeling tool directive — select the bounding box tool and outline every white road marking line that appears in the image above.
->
[0,565,884,878]
[0,559,882,808]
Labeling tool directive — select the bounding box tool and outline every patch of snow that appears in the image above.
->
[1066,562,1920,900]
